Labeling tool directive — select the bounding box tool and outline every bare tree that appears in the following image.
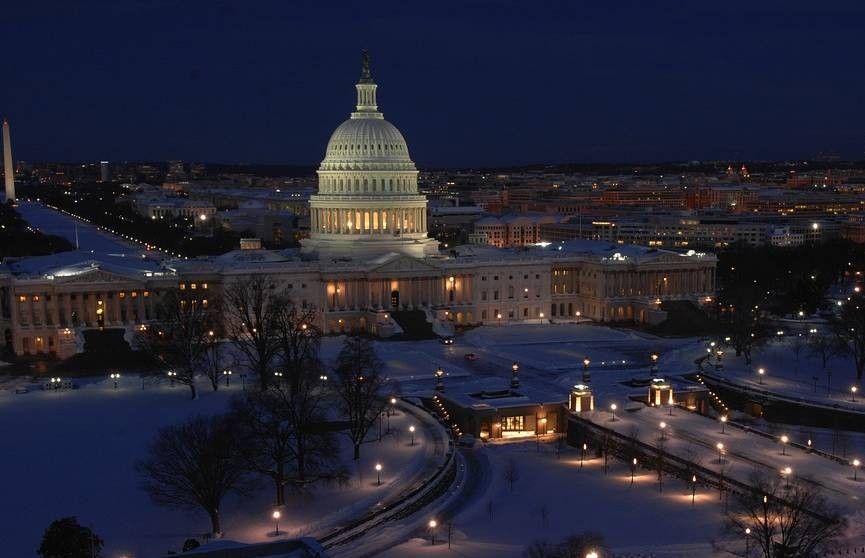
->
[138,289,220,399]
[137,414,255,536]
[503,458,520,492]
[791,333,805,375]
[202,340,232,392]
[275,301,322,393]
[558,531,609,558]
[832,294,865,383]
[224,275,284,391]
[808,330,843,395]
[719,471,845,557]
[333,336,389,460]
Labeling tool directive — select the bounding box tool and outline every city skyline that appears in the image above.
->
[2,1,865,166]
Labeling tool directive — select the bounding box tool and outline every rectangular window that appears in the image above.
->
[502,416,524,431]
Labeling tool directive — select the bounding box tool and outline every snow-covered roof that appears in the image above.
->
[2,250,166,278]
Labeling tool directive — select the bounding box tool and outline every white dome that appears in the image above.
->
[321,117,415,170]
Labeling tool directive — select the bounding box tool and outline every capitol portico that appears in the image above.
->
[0,53,717,359]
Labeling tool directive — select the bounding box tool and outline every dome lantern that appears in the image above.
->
[354,49,380,117]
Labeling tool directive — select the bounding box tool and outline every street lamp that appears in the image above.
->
[586,552,599,558]
[659,421,667,441]
[853,458,861,481]
[609,403,617,422]
[428,519,438,545]
[720,415,728,434]
[110,372,120,389]
[409,425,416,446]
[274,371,284,385]
[375,463,382,485]
[745,527,751,555]
[781,466,792,489]
[581,442,587,468]
[780,435,789,456]
[852,386,859,402]
[715,349,724,370]
[582,356,591,383]
[631,457,637,484]
[757,367,765,385]
[650,352,659,375]
[716,442,724,464]
[511,361,520,389]
[167,370,177,387]
[435,366,445,392]
[691,474,697,506]
[272,510,281,536]
[223,368,232,387]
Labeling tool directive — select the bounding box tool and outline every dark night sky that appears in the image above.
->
[2,1,864,167]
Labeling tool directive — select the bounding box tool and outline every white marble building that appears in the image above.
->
[0,54,717,359]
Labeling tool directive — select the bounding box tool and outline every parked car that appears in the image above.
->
[464,352,477,361]
[439,336,454,345]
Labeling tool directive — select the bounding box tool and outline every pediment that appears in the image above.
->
[367,254,441,275]
[55,267,140,285]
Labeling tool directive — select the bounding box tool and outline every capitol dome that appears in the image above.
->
[301,51,439,261]
[321,118,415,171]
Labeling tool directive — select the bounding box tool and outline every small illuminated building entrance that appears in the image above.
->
[426,381,566,441]
[649,378,674,407]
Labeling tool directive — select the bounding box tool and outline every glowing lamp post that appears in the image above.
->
[511,361,520,389]
[582,356,591,383]
[435,366,445,392]
[223,368,232,387]
[716,442,724,464]
[780,435,789,456]
[609,403,618,422]
[274,371,284,385]
[388,397,396,432]
[428,519,438,545]
[691,474,697,506]
[650,352,659,375]
[852,386,859,403]
[720,415,728,434]
[781,466,792,489]
[409,425,416,446]
[272,510,281,536]
[630,457,637,485]
[757,367,765,385]
[659,421,667,441]
[375,463,382,485]
[581,442,587,468]
[853,459,861,481]
[715,349,724,370]
[110,372,120,389]
[167,370,177,387]
[586,552,599,558]
[745,527,751,555]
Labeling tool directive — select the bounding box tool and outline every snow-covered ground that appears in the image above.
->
[0,377,438,557]
[16,201,142,254]
[6,319,864,556]
[380,440,723,557]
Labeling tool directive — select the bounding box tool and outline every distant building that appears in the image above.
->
[99,161,112,183]
[473,214,563,248]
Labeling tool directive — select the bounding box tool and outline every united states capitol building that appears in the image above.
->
[0,56,716,359]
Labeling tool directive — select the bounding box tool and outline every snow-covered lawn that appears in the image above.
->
[16,201,141,254]
[706,337,865,411]
[0,378,437,557]
[381,440,724,557]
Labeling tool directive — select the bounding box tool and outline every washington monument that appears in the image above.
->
[2,118,14,204]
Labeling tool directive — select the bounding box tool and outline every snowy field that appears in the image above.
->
[381,441,723,557]
[16,201,142,254]
[0,378,437,557]
[5,319,864,556]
